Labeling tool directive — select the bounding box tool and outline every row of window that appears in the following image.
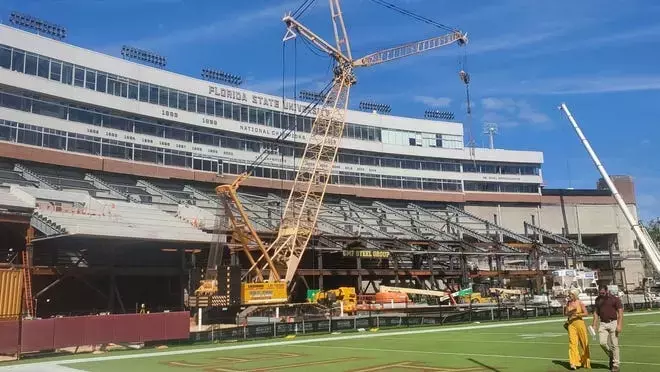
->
[0,119,471,192]
[0,119,539,193]
[464,181,539,193]
[0,89,475,173]
[0,44,463,149]
[463,162,539,176]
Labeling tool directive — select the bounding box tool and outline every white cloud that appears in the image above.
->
[485,75,660,96]
[100,1,305,52]
[480,97,551,128]
[243,74,326,96]
[413,96,452,108]
[480,98,517,112]
[515,24,660,59]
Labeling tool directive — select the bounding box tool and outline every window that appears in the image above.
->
[197,96,206,114]
[68,106,100,125]
[193,158,218,172]
[85,70,96,90]
[43,128,66,150]
[168,89,178,109]
[158,88,168,106]
[32,100,66,120]
[0,120,17,141]
[177,92,187,111]
[149,86,159,105]
[62,63,73,85]
[134,145,162,164]
[96,73,107,93]
[102,139,132,160]
[50,60,62,82]
[37,56,49,78]
[129,81,139,100]
[24,53,37,75]
[139,83,149,102]
[164,150,190,168]
[68,133,101,155]
[74,67,85,87]
[17,124,42,146]
[0,46,11,69]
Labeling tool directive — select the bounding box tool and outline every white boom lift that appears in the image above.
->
[559,103,660,277]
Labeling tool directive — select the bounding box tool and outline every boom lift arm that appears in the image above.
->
[559,103,660,277]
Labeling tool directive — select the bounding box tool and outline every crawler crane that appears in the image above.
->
[189,0,468,311]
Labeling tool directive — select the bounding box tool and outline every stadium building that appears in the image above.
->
[0,22,647,316]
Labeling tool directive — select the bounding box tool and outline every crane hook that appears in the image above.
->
[459,70,470,85]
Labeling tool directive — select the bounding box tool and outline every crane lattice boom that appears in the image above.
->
[220,0,467,293]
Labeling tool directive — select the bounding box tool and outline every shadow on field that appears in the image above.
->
[467,358,501,372]
[552,360,610,370]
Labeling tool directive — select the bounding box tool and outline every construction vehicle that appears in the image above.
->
[459,292,495,304]
[187,0,468,312]
[378,285,474,305]
[311,287,357,315]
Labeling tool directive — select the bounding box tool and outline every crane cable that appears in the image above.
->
[292,0,317,19]
[367,0,459,32]
[242,46,333,178]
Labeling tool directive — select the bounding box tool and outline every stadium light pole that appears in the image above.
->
[8,12,67,40]
[120,45,167,68]
[201,68,243,87]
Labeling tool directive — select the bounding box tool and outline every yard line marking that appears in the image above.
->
[297,344,660,367]
[374,336,660,348]
[0,311,658,370]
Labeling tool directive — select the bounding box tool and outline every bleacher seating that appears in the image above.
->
[28,164,100,193]
[95,173,154,203]
[0,187,34,210]
[0,160,35,187]
[148,180,196,202]
[177,204,220,231]
[34,197,212,243]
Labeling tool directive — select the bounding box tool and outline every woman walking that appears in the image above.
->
[564,288,591,369]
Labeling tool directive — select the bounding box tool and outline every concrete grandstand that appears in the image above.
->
[0,155,648,317]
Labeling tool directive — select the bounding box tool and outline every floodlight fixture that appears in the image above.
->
[201,68,243,86]
[120,45,167,68]
[483,122,498,149]
[358,100,391,114]
[298,90,327,102]
[9,11,67,40]
[424,110,455,121]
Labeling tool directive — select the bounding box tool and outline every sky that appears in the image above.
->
[1,0,659,220]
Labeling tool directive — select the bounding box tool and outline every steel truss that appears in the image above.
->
[211,192,610,278]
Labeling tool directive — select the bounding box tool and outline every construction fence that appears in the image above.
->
[192,299,660,343]
[192,305,562,343]
[0,311,190,357]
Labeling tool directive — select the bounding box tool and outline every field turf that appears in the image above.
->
[2,311,660,371]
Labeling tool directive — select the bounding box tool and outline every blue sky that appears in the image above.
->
[2,0,660,220]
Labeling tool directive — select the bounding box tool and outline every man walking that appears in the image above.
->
[592,284,623,372]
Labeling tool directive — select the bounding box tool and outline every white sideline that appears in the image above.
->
[1,311,658,370]
[297,344,660,367]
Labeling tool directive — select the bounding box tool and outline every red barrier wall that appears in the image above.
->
[0,320,19,355]
[14,311,189,355]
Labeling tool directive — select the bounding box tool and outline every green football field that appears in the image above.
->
[3,311,660,371]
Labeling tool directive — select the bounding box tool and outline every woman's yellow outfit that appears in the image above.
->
[565,300,591,369]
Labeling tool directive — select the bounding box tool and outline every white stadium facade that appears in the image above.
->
[0,23,649,315]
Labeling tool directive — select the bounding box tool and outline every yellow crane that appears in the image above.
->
[193,0,468,308]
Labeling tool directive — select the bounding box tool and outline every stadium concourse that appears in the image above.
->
[0,157,633,317]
